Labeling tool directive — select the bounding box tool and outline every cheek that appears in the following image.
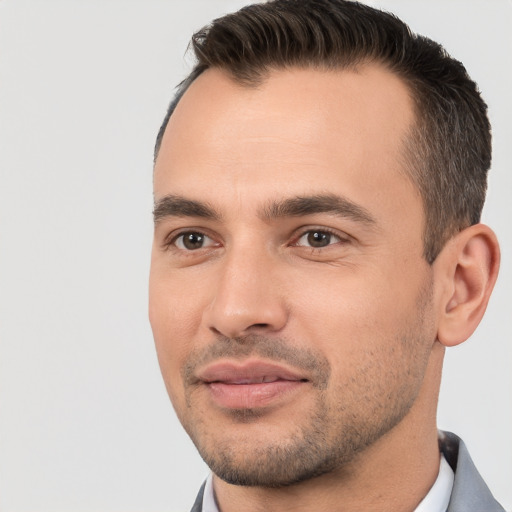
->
[289,263,431,360]
[149,261,205,334]
[291,266,393,328]
[148,268,202,396]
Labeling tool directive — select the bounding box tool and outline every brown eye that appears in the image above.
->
[296,230,341,248]
[175,232,213,250]
[308,231,331,247]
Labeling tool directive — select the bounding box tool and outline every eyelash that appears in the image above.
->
[163,226,349,254]
[292,227,348,250]
[162,230,217,252]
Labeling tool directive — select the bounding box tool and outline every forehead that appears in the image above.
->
[154,66,420,228]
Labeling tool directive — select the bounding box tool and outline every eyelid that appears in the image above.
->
[291,226,350,247]
[175,232,216,250]
[159,225,351,252]
[161,227,221,251]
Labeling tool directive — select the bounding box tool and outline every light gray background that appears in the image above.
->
[0,1,510,511]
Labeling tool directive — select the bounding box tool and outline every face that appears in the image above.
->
[150,66,437,486]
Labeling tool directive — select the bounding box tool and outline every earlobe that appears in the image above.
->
[436,224,500,347]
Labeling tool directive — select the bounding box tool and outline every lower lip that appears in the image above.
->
[206,380,305,409]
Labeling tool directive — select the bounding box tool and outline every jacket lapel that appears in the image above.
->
[190,481,206,512]
[441,431,504,512]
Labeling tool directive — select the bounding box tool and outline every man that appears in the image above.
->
[149,0,503,510]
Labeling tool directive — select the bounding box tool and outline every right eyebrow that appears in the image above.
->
[153,195,221,223]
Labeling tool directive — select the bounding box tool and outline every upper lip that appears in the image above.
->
[197,359,308,384]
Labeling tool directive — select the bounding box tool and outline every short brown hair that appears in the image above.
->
[155,0,491,264]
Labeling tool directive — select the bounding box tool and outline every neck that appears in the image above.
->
[213,343,445,512]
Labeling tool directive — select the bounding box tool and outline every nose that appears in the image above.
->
[202,247,288,339]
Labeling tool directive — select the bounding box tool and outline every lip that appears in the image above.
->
[196,359,308,409]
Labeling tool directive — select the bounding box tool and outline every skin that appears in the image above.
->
[149,66,500,511]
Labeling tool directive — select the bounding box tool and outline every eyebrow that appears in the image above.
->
[261,194,377,225]
[153,193,376,226]
[153,195,221,222]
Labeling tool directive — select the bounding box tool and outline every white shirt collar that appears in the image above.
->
[202,472,219,512]
[414,454,454,512]
[202,454,454,512]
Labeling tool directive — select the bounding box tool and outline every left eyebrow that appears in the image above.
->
[260,194,377,226]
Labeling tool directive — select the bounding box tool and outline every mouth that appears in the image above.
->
[196,360,309,409]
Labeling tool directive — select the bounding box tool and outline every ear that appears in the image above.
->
[435,224,500,347]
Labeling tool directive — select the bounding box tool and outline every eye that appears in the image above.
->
[174,231,216,251]
[296,230,342,248]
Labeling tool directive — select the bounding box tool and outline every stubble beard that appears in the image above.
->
[188,390,406,488]
[176,280,434,488]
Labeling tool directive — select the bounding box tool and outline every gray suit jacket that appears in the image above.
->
[441,431,504,512]
[190,431,505,512]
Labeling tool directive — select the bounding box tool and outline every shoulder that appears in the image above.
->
[440,431,505,512]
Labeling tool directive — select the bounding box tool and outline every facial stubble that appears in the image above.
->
[175,280,435,488]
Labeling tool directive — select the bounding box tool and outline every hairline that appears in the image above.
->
[153,61,435,259]
[154,58,426,153]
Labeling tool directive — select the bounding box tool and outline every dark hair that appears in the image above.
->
[155,0,491,264]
